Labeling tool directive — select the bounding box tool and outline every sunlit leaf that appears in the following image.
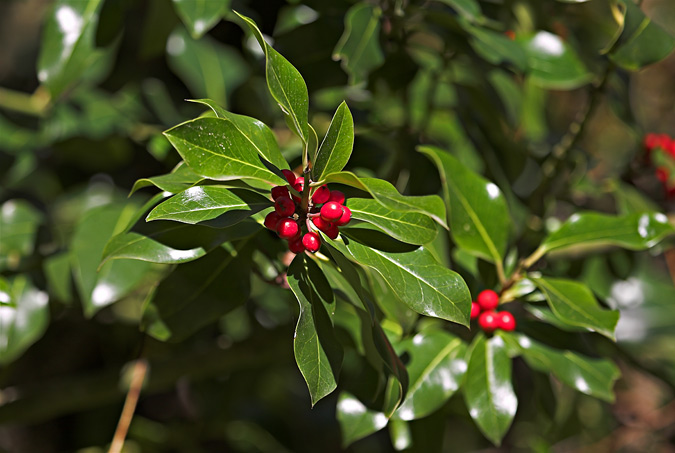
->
[313,102,354,182]
[348,198,437,245]
[336,393,388,447]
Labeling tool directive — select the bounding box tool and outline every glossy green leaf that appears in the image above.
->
[236,12,309,144]
[348,198,437,245]
[131,162,202,195]
[333,3,384,84]
[322,172,447,229]
[70,203,153,317]
[163,117,285,184]
[520,31,593,90]
[189,99,287,170]
[464,335,517,446]
[101,232,205,266]
[287,254,343,406]
[37,0,106,96]
[336,393,388,447]
[393,330,467,421]
[0,200,43,271]
[611,0,675,70]
[172,0,229,39]
[538,212,674,256]
[437,0,482,21]
[530,276,619,340]
[0,276,49,365]
[146,186,271,224]
[144,243,252,342]
[167,27,248,108]
[501,332,620,402]
[524,305,589,333]
[419,146,509,264]
[332,229,471,326]
[313,102,354,183]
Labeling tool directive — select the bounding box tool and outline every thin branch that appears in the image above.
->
[108,359,148,453]
[0,86,50,116]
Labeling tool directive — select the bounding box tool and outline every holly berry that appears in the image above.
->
[320,201,344,221]
[312,185,330,204]
[656,167,669,183]
[282,169,296,185]
[288,238,306,254]
[302,232,321,252]
[271,186,289,200]
[478,311,499,333]
[276,218,299,239]
[274,196,295,217]
[328,190,345,205]
[334,206,351,226]
[498,312,516,331]
[312,216,333,232]
[292,178,305,202]
[324,224,339,239]
[477,289,499,311]
[264,212,281,230]
[470,302,480,320]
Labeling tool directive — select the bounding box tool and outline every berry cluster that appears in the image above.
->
[644,133,675,198]
[264,169,351,254]
[470,289,516,333]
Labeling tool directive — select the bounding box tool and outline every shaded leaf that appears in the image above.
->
[101,232,206,266]
[336,393,388,447]
[313,102,354,183]
[520,31,592,89]
[131,162,202,195]
[348,198,437,245]
[44,252,73,303]
[0,200,43,271]
[465,24,528,71]
[172,0,229,39]
[437,0,482,21]
[333,3,384,84]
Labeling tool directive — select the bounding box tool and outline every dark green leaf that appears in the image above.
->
[171,0,229,39]
[348,198,437,245]
[287,254,343,406]
[336,392,388,447]
[464,334,517,446]
[236,12,309,144]
[313,102,354,182]
[389,418,412,451]
[333,3,384,84]
[44,252,73,303]
[501,332,620,402]
[131,162,202,195]
[146,186,271,224]
[189,99,287,170]
[0,200,43,271]
[393,330,467,421]
[322,172,447,229]
[163,117,285,184]
[101,232,206,266]
[332,230,471,326]
[530,276,619,340]
[419,145,510,264]
[465,24,528,71]
[0,276,49,365]
[437,0,482,21]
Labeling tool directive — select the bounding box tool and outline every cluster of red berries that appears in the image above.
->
[263,169,351,254]
[470,289,516,333]
[644,133,675,198]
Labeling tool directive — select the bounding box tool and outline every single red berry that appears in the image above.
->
[320,201,343,221]
[288,238,306,254]
[271,186,289,200]
[470,302,480,320]
[644,133,660,152]
[328,190,345,205]
[657,134,672,150]
[334,206,351,226]
[302,232,321,252]
[477,289,499,311]
[282,169,296,185]
[274,196,295,217]
[292,178,305,202]
[312,185,330,204]
[656,167,669,183]
[312,216,333,232]
[264,212,281,230]
[276,218,299,239]
[498,311,516,331]
[478,311,499,333]
[324,224,339,239]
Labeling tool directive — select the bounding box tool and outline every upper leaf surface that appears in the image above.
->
[313,102,354,182]
[163,117,285,184]
[419,145,510,264]
[171,0,229,39]
[131,162,202,195]
[333,3,384,84]
[101,232,206,266]
[336,393,388,447]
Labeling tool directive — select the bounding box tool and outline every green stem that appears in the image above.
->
[0,86,50,116]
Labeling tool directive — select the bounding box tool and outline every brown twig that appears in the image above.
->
[108,359,149,453]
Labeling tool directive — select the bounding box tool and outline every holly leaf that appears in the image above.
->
[0,199,43,271]
[336,393,388,447]
[333,3,384,84]
[313,101,354,183]
[131,162,202,195]
[171,0,229,39]
[348,198,437,245]
[100,232,206,266]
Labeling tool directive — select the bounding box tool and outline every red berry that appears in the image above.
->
[320,201,343,221]
[324,224,339,239]
[504,30,515,40]
[498,311,516,331]
[657,134,671,150]
[312,216,333,232]
[478,311,499,333]
[282,169,296,185]
[470,302,480,320]
[292,179,305,202]
[328,190,345,205]
[271,186,289,200]
[334,206,351,226]
[264,212,281,230]
[656,167,669,183]
[288,238,305,254]
[477,289,499,311]
[302,232,321,252]
[276,218,299,239]
[312,185,330,204]
[274,196,295,217]
[644,133,660,152]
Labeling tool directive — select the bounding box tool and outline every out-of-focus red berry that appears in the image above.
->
[477,289,499,311]
[498,312,516,331]
[478,311,499,333]
[470,302,480,320]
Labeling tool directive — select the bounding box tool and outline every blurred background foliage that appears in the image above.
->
[1,0,675,451]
